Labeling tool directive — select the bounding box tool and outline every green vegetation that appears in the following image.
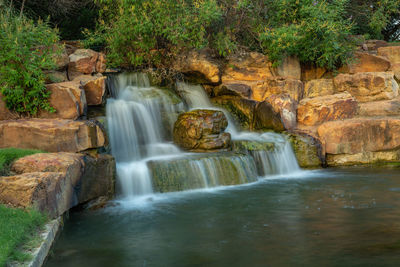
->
[0,148,44,176]
[0,205,47,266]
[0,6,60,116]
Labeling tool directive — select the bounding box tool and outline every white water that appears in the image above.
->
[176,82,301,176]
[107,73,271,198]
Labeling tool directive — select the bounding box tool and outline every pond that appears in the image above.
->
[45,167,400,267]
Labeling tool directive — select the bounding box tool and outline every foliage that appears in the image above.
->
[346,0,400,41]
[259,0,356,69]
[88,0,356,70]
[0,205,47,266]
[0,7,60,116]
[0,148,45,176]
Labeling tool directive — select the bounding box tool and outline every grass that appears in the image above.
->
[0,148,45,176]
[0,205,47,267]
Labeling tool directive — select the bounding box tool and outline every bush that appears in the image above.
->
[0,8,61,116]
[89,0,356,70]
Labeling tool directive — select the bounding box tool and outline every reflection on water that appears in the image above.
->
[46,168,400,267]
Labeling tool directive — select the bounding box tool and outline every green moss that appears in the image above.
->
[232,140,275,153]
[0,148,45,176]
[0,205,47,266]
[212,98,252,130]
[286,133,322,168]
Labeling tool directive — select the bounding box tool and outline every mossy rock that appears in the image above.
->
[286,133,323,168]
[232,140,275,153]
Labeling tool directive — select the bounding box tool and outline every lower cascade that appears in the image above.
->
[106,73,300,198]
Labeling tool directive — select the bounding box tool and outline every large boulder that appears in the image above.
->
[43,81,87,120]
[173,109,231,151]
[68,49,99,75]
[340,52,391,73]
[173,50,220,83]
[74,75,107,106]
[276,56,301,80]
[333,72,399,102]
[301,64,328,81]
[0,152,115,218]
[297,93,358,126]
[252,77,304,102]
[265,94,297,130]
[254,101,285,132]
[287,132,324,168]
[304,79,335,98]
[378,46,400,81]
[213,83,252,98]
[54,48,70,70]
[317,118,400,155]
[95,53,107,73]
[0,119,106,152]
[358,98,400,117]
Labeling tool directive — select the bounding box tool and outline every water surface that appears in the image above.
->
[46,168,400,267]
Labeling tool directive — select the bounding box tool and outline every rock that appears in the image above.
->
[54,48,70,70]
[287,132,323,168]
[74,75,106,106]
[44,70,68,84]
[326,151,400,166]
[254,101,285,132]
[333,72,399,102]
[173,109,231,151]
[297,93,358,126]
[304,79,335,98]
[95,53,107,73]
[0,93,18,120]
[363,40,388,52]
[301,64,328,81]
[43,81,87,119]
[378,46,400,63]
[358,98,400,116]
[214,83,252,98]
[68,49,99,76]
[211,96,257,130]
[276,56,301,80]
[1,152,115,218]
[0,119,106,152]
[222,52,275,82]
[231,140,275,154]
[173,49,220,83]
[317,118,400,155]
[252,77,304,102]
[341,52,391,73]
[265,94,297,130]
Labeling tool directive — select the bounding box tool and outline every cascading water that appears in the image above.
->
[176,82,301,176]
[106,73,261,198]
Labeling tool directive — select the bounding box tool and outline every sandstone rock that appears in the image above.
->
[265,94,297,130]
[54,48,70,70]
[326,151,400,166]
[174,50,220,83]
[341,52,391,73]
[377,46,400,63]
[301,64,328,81]
[95,53,107,73]
[304,79,335,98]
[68,49,99,76]
[0,119,106,152]
[252,78,304,102]
[358,98,400,117]
[254,101,285,132]
[44,70,68,84]
[222,52,275,82]
[214,83,252,98]
[317,118,400,155]
[287,132,323,168]
[363,40,388,52]
[211,96,257,130]
[173,109,231,151]
[43,81,86,120]
[276,56,301,80]
[333,72,399,102]
[297,93,358,126]
[74,75,106,106]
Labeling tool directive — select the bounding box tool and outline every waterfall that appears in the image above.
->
[176,82,300,176]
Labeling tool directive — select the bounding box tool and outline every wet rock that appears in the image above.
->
[287,132,323,168]
[173,109,231,151]
[173,49,220,83]
[232,140,274,154]
[297,93,358,126]
[74,75,106,106]
[43,81,87,120]
[214,83,252,98]
[265,94,297,130]
[333,72,399,102]
[254,101,285,132]
[0,119,106,152]
[304,79,335,98]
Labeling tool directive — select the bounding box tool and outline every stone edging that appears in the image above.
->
[26,217,62,267]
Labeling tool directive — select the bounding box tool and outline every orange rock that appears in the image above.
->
[252,77,304,102]
[341,52,391,73]
[95,53,107,73]
[0,119,106,152]
[317,118,400,155]
[377,46,400,63]
[68,49,99,76]
[265,94,297,130]
[304,79,335,98]
[297,93,358,126]
[276,55,301,80]
[333,72,399,102]
[43,81,87,120]
[358,98,400,117]
[74,75,106,106]
[301,64,327,81]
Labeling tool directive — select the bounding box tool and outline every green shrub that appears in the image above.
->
[0,8,60,116]
[0,148,44,176]
[0,205,47,266]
